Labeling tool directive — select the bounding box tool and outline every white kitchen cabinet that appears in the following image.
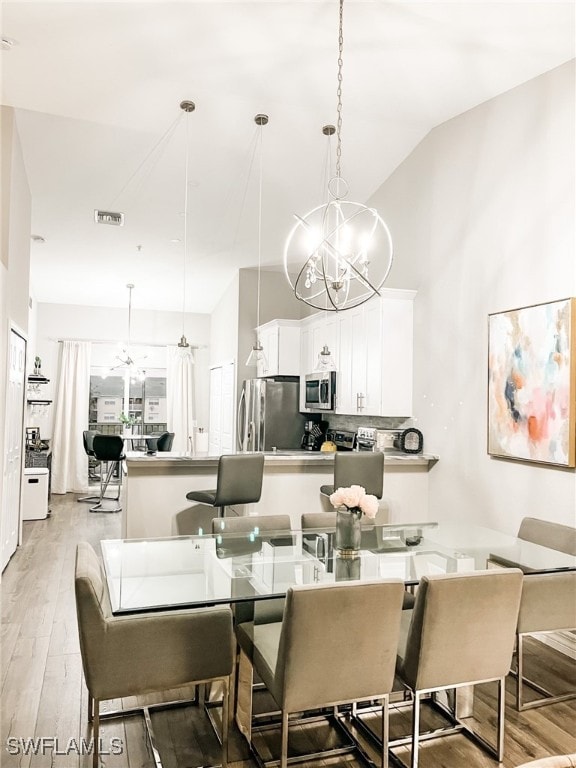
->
[256,319,301,378]
[336,289,415,417]
[299,313,339,411]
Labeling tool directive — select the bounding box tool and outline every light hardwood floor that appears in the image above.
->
[1,491,575,767]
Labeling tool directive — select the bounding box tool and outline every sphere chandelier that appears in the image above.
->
[284,0,393,312]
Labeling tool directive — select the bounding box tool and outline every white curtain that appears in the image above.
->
[51,341,91,494]
[166,346,195,453]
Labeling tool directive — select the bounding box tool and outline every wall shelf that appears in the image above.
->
[27,399,53,405]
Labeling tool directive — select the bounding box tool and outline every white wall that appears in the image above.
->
[1,107,31,564]
[367,61,576,533]
[210,273,239,367]
[33,302,211,437]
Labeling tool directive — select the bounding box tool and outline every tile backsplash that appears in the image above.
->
[325,414,413,431]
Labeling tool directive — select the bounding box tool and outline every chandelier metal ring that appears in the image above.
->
[284,199,393,312]
[327,176,349,200]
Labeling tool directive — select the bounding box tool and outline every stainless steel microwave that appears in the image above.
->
[305,371,336,411]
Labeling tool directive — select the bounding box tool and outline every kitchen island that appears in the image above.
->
[123,450,439,539]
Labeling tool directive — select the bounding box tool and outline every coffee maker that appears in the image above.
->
[301,420,328,451]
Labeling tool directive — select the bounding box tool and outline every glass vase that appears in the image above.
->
[335,507,362,556]
[335,553,362,581]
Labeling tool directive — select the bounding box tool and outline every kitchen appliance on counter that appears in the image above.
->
[325,428,356,451]
[304,371,336,411]
[356,427,377,451]
[395,427,424,454]
[374,427,425,454]
[301,420,328,451]
[237,377,306,452]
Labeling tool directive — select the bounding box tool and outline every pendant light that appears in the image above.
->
[283,0,393,312]
[177,100,195,360]
[110,283,146,382]
[246,114,269,367]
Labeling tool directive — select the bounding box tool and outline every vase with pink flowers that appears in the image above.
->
[329,485,378,557]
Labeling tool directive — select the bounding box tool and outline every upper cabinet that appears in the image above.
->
[256,319,301,378]
[300,288,416,417]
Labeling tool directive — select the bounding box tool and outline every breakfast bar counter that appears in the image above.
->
[123,450,439,539]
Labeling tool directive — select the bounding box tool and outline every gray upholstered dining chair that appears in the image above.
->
[235,579,405,768]
[74,542,235,768]
[211,513,291,624]
[518,517,576,556]
[391,568,524,768]
[320,451,385,498]
[515,570,576,710]
[186,453,265,518]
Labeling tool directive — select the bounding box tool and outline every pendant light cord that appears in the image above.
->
[256,123,263,333]
[335,0,344,181]
[182,113,190,337]
[127,285,132,348]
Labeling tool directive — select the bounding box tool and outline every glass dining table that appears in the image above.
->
[100,520,576,615]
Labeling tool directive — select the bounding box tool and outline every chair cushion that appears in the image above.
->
[186,490,217,505]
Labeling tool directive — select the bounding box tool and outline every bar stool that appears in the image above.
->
[185,453,264,518]
[89,435,125,513]
[145,431,174,453]
[320,451,384,498]
[79,430,103,504]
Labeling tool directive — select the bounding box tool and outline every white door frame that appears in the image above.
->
[1,322,27,571]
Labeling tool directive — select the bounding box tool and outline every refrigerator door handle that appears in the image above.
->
[237,388,246,451]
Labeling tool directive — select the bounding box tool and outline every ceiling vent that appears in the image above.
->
[94,209,124,226]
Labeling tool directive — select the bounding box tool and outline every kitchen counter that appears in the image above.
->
[125,449,438,468]
[123,450,439,539]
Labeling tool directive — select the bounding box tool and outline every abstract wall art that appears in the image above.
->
[488,298,576,467]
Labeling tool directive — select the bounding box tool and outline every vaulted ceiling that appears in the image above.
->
[2,1,574,313]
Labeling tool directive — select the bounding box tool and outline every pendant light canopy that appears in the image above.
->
[246,114,269,368]
[284,0,393,312]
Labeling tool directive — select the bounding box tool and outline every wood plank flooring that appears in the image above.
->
[1,492,575,768]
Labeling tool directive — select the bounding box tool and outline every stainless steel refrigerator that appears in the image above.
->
[237,377,306,452]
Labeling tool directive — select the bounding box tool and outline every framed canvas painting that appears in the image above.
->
[488,297,576,467]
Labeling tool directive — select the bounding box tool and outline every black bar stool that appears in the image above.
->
[89,435,125,513]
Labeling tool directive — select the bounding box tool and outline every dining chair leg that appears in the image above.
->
[497,677,505,761]
[382,694,389,768]
[92,698,100,768]
[516,634,524,710]
[411,691,421,768]
[280,710,289,768]
[221,676,230,768]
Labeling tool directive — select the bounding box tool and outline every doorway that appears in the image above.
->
[1,328,26,571]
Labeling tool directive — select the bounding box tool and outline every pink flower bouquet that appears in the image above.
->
[329,484,378,519]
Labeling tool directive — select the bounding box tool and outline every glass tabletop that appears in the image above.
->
[100,520,576,615]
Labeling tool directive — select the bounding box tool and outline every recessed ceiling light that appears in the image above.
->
[31,234,46,243]
[1,37,16,51]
